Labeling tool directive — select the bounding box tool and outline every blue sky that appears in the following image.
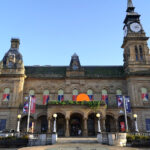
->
[0,0,150,66]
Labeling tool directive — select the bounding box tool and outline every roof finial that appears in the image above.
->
[127,0,135,12]
[128,0,133,8]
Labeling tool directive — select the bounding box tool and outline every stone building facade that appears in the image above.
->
[0,0,150,137]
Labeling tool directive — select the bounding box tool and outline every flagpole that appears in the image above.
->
[27,96,31,132]
[123,96,128,132]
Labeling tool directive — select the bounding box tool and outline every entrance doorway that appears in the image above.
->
[88,113,96,136]
[56,113,66,137]
[70,113,83,136]
[36,115,48,133]
[118,115,132,132]
[40,116,48,133]
[20,116,34,132]
[105,115,116,132]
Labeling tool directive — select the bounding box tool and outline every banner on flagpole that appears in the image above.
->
[116,95,123,108]
[23,99,29,113]
[30,96,36,114]
[125,96,131,113]
[23,96,36,114]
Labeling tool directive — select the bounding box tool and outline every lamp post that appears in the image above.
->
[53,113,57,133]
[96,113,102,144]
[133,114,139,132]
[52,113,58,144]
[96,113,101,133]
[17,114,21,136]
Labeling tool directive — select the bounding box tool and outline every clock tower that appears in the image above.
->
[122,0,150,73]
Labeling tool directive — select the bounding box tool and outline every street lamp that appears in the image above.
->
[133,114,139,132]
[96,113,101,133]
[53,113,57,133]
[17,114,21,136]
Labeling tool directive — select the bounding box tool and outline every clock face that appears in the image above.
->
[130,22,141,33]
[124,26,128,37]
[72,64,78,70]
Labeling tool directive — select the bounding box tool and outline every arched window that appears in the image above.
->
[127,48,130,59]
[58,89,64,102]
[141,88,148,101]
[139,45,143,60]
[72,89,78,101]
[135,46,138,61]
[2,88,10,101]
[43,90,50,105]
[87,89,93,101]
[116,89,122,96]
[102,89,108,105]
[29,90,35,96]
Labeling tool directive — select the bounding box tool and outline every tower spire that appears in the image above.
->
[127,0,135,12]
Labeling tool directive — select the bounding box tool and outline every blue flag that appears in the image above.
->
[125,96,131,113]
[116,95,123,108]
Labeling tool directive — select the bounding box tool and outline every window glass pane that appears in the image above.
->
[139,45,143,60]
[4,88,10,94]
[102,90,107,95]
[29,90,35,96]
[73,89,78,95]
[135,46,138,61]
[116,90,122,95]
[0,119,6,130]
[87,90,93,95]
[58,90,63,95]
[146,119,150,131]
[141,88,147,94]
[43,90,49,95]
[128,48,130,57]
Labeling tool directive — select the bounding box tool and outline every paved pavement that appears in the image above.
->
[18,143,150,150]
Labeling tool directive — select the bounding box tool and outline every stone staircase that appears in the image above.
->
[57,137,98,144]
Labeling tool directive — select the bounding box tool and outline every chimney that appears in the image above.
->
[11,38,20,49]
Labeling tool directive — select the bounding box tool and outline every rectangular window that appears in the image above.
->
[0,119,6,131]
[146,119,150,132]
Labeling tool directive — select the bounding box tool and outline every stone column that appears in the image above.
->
[48,117,51,133]
[32,120,36,133]
[102,118,106,132]
[83,118,88,137]
[65,118,70,137]
[115,119,119,132]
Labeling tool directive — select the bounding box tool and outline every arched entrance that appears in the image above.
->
[20,116,34,132]
[105,115,116,132]
[56,113,66,137]
[87,113,96,136]
[70,113,83,136]
[118,115,132,132]
[36,115,48,133]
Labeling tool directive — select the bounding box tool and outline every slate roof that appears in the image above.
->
[25,66,125,78]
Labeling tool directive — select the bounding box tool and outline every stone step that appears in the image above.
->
[57,137,98,144]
